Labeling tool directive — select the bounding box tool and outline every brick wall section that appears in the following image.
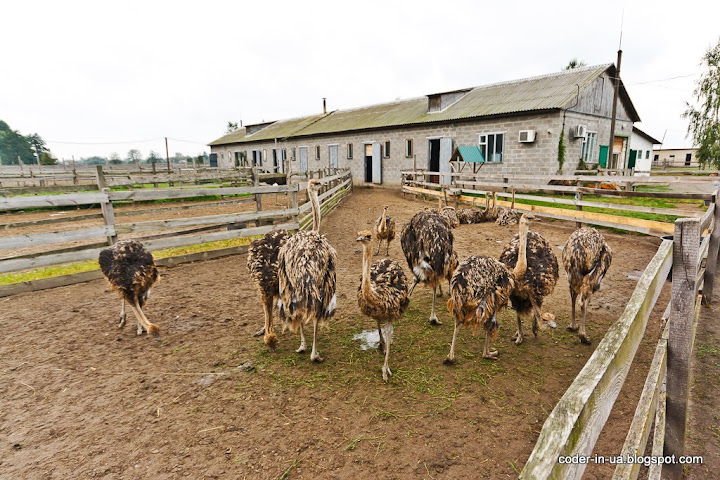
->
[211,111,632,186]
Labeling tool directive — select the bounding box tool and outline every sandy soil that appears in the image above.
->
[0,187,682,479]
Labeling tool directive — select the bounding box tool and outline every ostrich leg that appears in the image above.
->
[568,289,578,332]
[512,311,526,345]
[376,318,386,354]
[385,240,390,256]
[296,323,306,353]
[579,294,591,344]
[118,299,127,328]
[262,297,278,351]
[381,322,393,381]
[128,302,160,338]
[444,321,461,364]
[436,284,444,297]
[408,278,418,296]
[310,318,323,363]
[375,241,382,256]
[429,286,442,325]
[483,316,499,359]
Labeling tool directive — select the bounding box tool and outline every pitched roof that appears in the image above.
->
[210,64,637,145]
[632,126,662,145]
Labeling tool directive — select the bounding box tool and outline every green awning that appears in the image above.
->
[452,146,485,163]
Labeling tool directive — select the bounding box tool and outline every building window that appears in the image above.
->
[252,150,262,166]
[653,154,659,162]
[292,147,296,161]
[646,150,650,159]
[405,139,413,157]
[281,149,287,161]
[315,145,321,160]
[478,133,504,162]
[580,132,598,163]
[347,143,353,159]
[383,140,390,158]
[240,151,248,167]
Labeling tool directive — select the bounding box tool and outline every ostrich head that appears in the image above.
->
[356,230,373,245]
[383,205,389,212]
[308,179,323,193]
[519,213,535,226]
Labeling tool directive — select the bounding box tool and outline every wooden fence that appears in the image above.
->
[0,168,352,297]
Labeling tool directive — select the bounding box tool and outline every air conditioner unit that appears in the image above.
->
[518,130,536,143]
[574,125,587,138]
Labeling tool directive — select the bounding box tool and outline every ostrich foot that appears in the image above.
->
[435,288,443,298]
[483,349,498,360]
[382,366,392,382]
[512,330,524,345]
[429,315,442,326]
[579,334,591,345]
[296,345,306,354]
[136,323,146,335]
[118,313,127,329]
[310,352,324,363]
[253,326,266,337]
[443,356,456,365]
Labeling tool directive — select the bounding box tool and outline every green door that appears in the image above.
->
[598,145,609,168]
[628,149,637,169]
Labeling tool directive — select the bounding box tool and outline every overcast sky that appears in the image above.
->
[2,0,718,161]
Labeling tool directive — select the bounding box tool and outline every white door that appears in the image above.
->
[372,142,382,184]
[329,145,338,169]
[299,147,308,173]
[440,137,453,185]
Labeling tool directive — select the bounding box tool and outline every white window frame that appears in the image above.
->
[580,131,598,163]
[478,132,505,163]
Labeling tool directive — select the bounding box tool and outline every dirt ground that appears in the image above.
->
[0,187,689,479]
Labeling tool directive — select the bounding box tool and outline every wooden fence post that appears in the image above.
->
[291,187,299,227]
[95,165,117,245]
[253,167,263,226]
[576,187,583,229]
[664,217,701,479]
[703,188,720,304]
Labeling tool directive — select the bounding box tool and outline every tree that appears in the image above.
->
[40,152,58,165]
[173,152,186,164]
[0,120,40,164]
[127,149,142,163]
[226,121,239,134]
[683,37,720,169]
[564,58,587,70]
[109,152,123,164]
[147,150,160,164]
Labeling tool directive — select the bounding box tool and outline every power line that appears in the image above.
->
[47,138,162,145]
[627,74,696,86]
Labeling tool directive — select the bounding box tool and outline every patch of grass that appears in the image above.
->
[0,236,257,286]
[697,343,719,358]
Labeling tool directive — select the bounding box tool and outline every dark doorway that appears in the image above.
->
[685,153,692,166]
[364,144,373,182]
[429,139,440,183]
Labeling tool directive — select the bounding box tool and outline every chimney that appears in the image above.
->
[323,98,327,114]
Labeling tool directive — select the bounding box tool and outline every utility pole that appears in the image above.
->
[165,137,171,172]
[608,49,622,170]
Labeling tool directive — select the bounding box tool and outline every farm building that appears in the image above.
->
[209,64,640,185]
[629,126,662,174]
[652,147,700,168]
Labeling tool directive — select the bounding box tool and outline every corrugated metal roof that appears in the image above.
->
[455,146,485,163]
[209,64,623,145]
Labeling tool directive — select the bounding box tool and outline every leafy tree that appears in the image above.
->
[557,129,566,173]
[0,120,38,164]
[127,149,142,163]
[40,152,58,165]
[226,121,239,134]
[683,37,720,169]
[564,58,587,70]
[82,156,106,165]
[173,152,186,164]
[147,150,160,164]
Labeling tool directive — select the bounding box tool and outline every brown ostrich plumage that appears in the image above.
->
[562,227,612,344]
[246,229,291,350]
[400,209,456,324]
[499,216,559,345]
[356,231,410,381]
[276,179,337,362]
[99,239,160,337]
[374,205,396,255]
[445,256,515,362]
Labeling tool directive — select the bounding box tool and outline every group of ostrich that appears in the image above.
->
[99,179,612,382]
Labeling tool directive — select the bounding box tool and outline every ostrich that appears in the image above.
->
[444,256,515,362]
[277,179,338,362]
[374,205,396,255]
[246,229,291,350]
[562,227,612,344]
[356,230,410,381]
[499,214,559,345]
[496,192,520,226]
[400,209,455,325]
[99,239,160,337]
[437,198,459,228]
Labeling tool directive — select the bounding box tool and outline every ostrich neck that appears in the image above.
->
[361,243,374,301]
[310,189,321,232]
[514,223,528,278]
[380,210,387,230]
[438,197,443,212]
